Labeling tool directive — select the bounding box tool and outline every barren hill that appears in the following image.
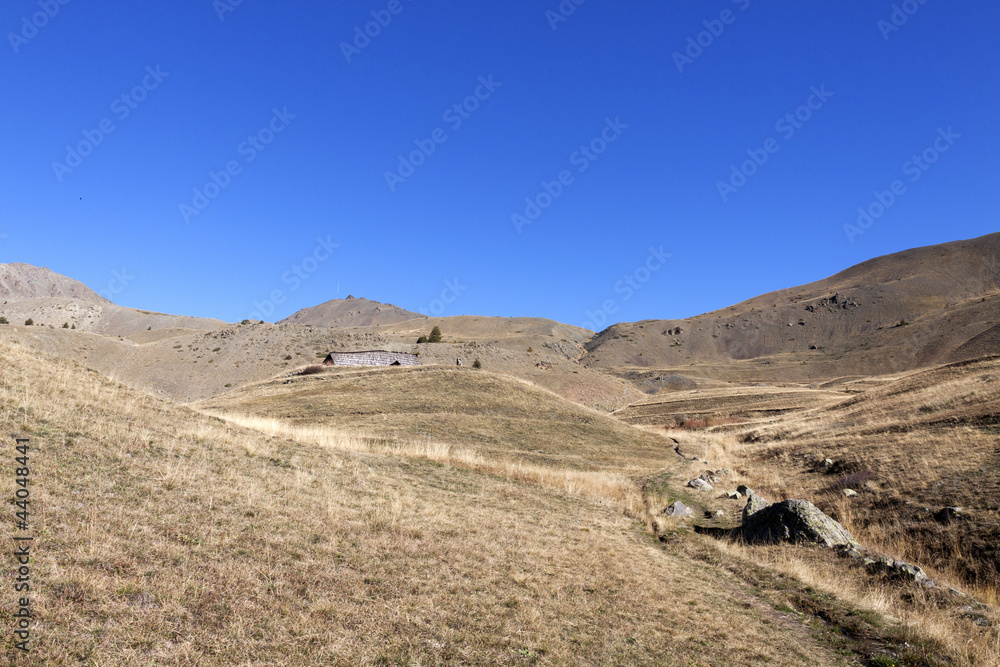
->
[0,262,226,337]
[279,295,422,327]
[0,262,109,302]
[583,232,1000,382]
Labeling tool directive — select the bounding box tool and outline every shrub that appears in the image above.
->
[527,347,533,353]
[0,317,8,325]
[300,365,325,375]
[416,336,428,344]
[62,322,69,329]
[472,359,482,369]
[24,318,33,326]
[284,355,293,360]
[428,326,443,343]
[71,324,76,329]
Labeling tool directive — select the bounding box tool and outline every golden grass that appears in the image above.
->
[3,338,895,666]
[205,411,646,519]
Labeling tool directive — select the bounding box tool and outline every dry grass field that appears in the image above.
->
[5,339,995,665]
[634,357,1000,604]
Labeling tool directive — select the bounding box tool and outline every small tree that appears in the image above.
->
[71,324,76,329]
[62,322,69,329]
[24,318,34,326]
[0,317,8,325]
[428,326,443,343]
[416,336,428,344]
[472,359,482,369]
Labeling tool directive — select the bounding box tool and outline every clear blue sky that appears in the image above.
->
[3,1,997,329]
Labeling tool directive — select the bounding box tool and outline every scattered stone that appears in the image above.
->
[736,484,753,496]
[688,478,713,491]
[842,488,858,498]
[717,469,731,477]
[664,501,693,518]
[699,472,720,484]
[821,458,834,469]
[727,491,742,500]
[714,510,726,518]
[741,496,859,549]
[837,544,865,560]
[934,507,963,524]
[866,557,929,584]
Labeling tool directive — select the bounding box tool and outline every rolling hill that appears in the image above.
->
[582,232,1000,382]
[278,295,422,327]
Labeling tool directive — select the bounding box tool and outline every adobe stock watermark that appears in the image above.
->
[673,0,751,73]
[51,66,170,183]
[179,107,295,223]
[545,0,586,31]
[878,0,930,41]
[418,279,467,316]
[213,0,244,21]
[511,117,628,234]
[581,245,671,331]
[98,267,134,302]
[247,236,339,321]
[716,84,833,202]
[844,126,960,244]
[7,0,71,54]
[384,75,501,192]
[341,0,416,64]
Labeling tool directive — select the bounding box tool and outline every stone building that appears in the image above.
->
[322,350,420,367]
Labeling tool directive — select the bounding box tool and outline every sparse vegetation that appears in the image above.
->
[0,316,7,324]
[62,322,69,328]
[472,358,482,369]
[24,318,33,326]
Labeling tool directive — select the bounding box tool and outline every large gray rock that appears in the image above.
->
[688,478,713,491]
[664,501,693,518]
[742,492,772,523]
[741,498,859,548]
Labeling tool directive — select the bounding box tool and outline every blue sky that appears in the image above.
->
[2,1,997,329]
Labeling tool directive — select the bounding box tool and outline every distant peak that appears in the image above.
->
[346,295,355,300]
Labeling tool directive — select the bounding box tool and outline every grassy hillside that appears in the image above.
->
[0,319,631,410]
[640,357,1000,592]
[583,232,1000,382]
[195,365,673,472]
[2,339,984,664]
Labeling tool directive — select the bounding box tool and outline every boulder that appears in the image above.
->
[865,557,929,584]
[741,498,859,548]
[736,484,754,496]
[742,492,772,523]
[688,478,713,491]
[664,501,693,518]
[727,491,742,500]
[842,489,858,498]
